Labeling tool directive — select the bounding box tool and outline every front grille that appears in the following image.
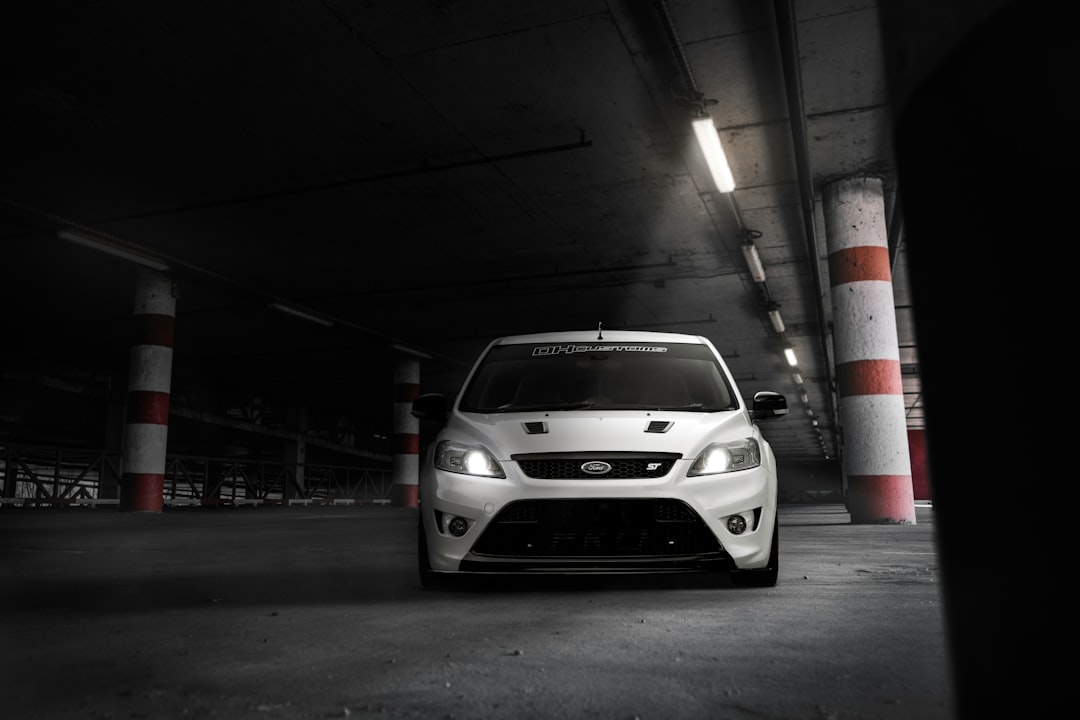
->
[514,452,679,479]
[469,498,722,559]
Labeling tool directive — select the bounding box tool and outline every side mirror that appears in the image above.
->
[411,393,449,424]
[750,391,788,421]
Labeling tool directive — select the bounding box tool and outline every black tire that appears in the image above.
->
[417,511,446,590]
[730,514,779,588]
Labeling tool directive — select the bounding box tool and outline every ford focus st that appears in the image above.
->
[410,330,788,588]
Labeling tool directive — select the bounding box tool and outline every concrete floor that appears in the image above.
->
[1,503,953,720]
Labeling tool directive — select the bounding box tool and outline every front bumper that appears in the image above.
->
[420,454,776,574]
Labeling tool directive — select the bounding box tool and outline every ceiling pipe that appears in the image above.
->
[772,0,840,455]
[651,0,777,309]
[887,187,906,268]
[2,196,471,369]
[653,0,829,455]
[651,0,707,109]
[90,134,594,225]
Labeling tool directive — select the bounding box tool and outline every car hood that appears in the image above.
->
[442,410,755,460]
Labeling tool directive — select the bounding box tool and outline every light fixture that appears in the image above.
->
[447,516,469,537]
[784,346,798,367]
[691,115,736,193]
[269,302,334,328]
[767,304,785,333]
[741,243,766,283]
[58,230,170,272]
[726,513,750,535]
[799,391,809,404]
[391,343,432,360]
[791,372,803,385]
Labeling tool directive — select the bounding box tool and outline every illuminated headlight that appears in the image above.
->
[433,440,505,478]
[687,438,761,476]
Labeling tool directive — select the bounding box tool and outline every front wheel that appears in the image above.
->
[730,515,779,588]
[417,511,448,590]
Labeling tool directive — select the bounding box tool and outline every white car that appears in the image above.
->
[411,330,788,588]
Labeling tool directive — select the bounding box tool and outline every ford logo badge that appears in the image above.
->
[581,461,612,475]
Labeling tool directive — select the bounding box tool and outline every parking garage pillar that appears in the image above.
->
[390,354,420,508]
[119,269,176,513]
[823,175,916,524]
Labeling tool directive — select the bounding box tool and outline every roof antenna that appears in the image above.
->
[597,322,603,340]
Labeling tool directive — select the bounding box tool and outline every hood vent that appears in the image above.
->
[645,420,673,433]
[522,421,549,434]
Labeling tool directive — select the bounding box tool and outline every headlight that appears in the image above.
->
[433,440,506,478]
[687,438,761,476]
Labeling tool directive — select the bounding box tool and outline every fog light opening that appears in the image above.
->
[726,514,748,535]
[447,516,469,537]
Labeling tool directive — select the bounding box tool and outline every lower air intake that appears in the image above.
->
[469,498,722,559]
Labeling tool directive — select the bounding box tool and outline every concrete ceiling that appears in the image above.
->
[0,0,924,469]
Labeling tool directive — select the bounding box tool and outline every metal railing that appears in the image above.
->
[0,443,394,508]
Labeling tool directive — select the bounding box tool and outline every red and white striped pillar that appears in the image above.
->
[823,175,916,524]
[390,353,421,507]
[119,269,176,513]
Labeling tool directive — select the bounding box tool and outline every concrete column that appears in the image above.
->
[390,354,420,507]
[823,175,915,524]
[119,269,176,513]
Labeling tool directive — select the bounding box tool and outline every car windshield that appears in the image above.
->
[458,341,739,413]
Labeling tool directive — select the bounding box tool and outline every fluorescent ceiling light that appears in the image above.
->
[58,230,170,272]
[691,115,736,193]
[269,302,334,328]
[784,346,798,367]
[767,306,785,333]
[741,244,766,283]
[391,343,432,360]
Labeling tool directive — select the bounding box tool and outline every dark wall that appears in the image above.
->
[907,429,930,501]
[879,2,1065,718]
[777,461,842,503]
